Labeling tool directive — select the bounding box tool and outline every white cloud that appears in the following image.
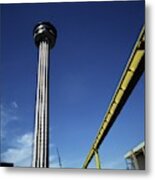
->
[1,101,60,168]
[11,116,18,120]
[48,144,61,168]
[1,132,33,167]
[49,154,64,168]
[11,101,18,109]
[17,133,32,146]
[1,102,19,123]
[0,102,19,139]
[1,131,59,168]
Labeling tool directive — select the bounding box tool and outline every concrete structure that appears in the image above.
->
[0,162,14,167]
[124,142,145,170]
[32,22,57,168]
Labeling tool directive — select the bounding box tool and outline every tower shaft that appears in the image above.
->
[33,41,49,168]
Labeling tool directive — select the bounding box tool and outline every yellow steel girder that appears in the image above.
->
[82,26,145,169]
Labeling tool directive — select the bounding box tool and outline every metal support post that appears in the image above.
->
[94,150,101,169]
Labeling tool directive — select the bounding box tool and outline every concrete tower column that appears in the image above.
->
[32,22,57,168]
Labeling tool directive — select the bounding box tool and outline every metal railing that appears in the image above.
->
[82,26,145,169]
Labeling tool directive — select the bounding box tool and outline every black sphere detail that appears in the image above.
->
[33,22,57,48]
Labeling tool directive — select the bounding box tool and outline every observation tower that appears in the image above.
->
[32,22,57,168]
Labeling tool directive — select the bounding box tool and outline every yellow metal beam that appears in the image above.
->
[94,150,101,169]
[82,26,145,169]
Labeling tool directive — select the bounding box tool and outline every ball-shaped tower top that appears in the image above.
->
[33,22,57,48]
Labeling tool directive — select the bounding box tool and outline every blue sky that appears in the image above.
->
[0,1,145,169]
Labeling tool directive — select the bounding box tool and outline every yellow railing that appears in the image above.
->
[82,26,145,169]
